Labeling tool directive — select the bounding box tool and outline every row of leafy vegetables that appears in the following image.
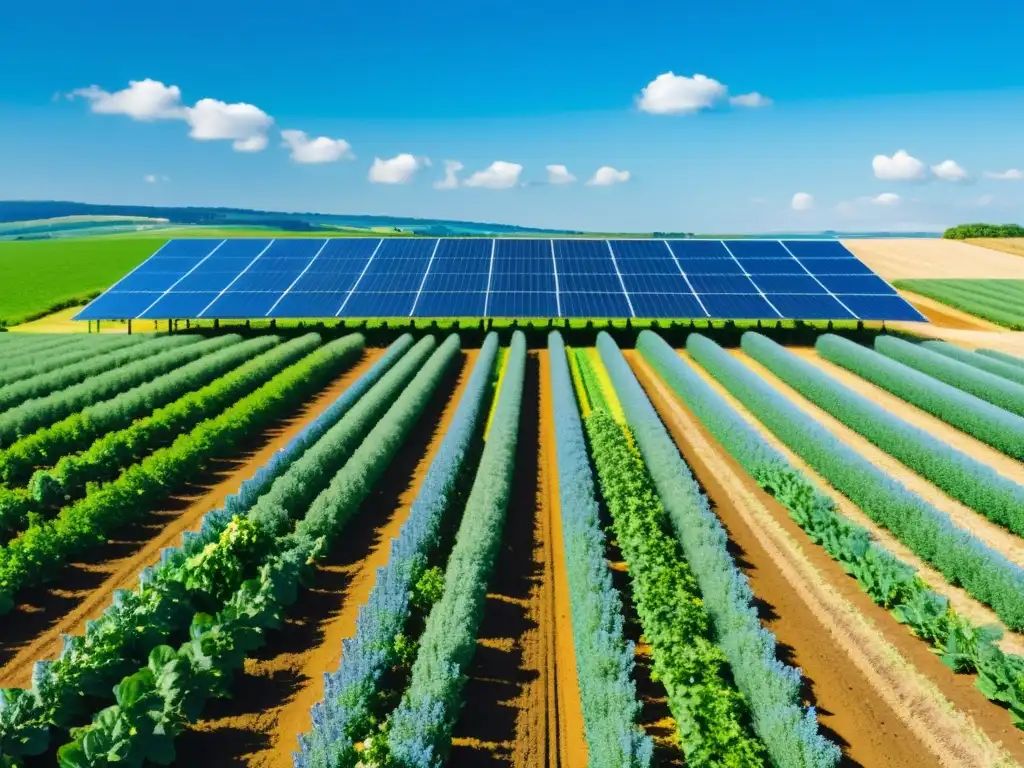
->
[637,330,1024,731]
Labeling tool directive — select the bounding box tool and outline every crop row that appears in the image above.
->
[597,332,840,767]
[56,335,464,765]
[0,333,364,614]
[816,334,1024,459]
[295,333,498,768]
[0,335,199,414]
[578,350,765,764]
[545,332,652,767]
[894,278,1024,329]
[0,335,240,448]
[2,335,121,369]
[637,329,1024,729]
[921,340,1024,388]
[875,335,1024,418]
[0,335,145,388]
[740,332,1024,536]
[30,334,319,507]
[688,333,1024,630]
[0,334,422,762]
[386,331,526,766]
[0,334,278,487]
[979,348,1024,370]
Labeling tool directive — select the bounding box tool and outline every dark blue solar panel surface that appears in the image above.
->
[76,238,927,322]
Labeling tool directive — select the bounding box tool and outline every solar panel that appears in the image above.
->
[76,237,926,322]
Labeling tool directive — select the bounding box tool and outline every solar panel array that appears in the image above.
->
[75,237,927,322]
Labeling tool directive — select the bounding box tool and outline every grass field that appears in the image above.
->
[0,239,161,326]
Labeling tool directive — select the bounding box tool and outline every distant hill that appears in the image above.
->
[0,201,579,238]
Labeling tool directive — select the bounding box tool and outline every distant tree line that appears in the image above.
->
[943,223,1024,239]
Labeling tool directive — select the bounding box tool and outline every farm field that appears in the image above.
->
[0,325,1023,768]
[893,279,1024,331]
[969,238,1024,259]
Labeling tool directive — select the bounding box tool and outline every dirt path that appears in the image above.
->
[173,349,475,767]
[0,350,383,688]
[449,351,563,767]
[731,350,1024,572]
[631,353,1021,768]
[791,349,1024,488]
[539,351,588,768]
[901,293,1001,330]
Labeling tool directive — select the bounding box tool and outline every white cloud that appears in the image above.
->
[729,92,772,108]
[872,149,928,181]
[144,174,157,184]
[586,166,631,186]
[280,129,353,164]
[70,78,185,121]
[368,153,428,184]
[434,160,463,190]
[976,194,995,207]
[70,78,274,152]
[546,164,576,185]
[931,159,968,182]
[637,72,727,114]
[984,169,1023,181]
[463,161,523,189]
[791,192,814,210]
[870,192,902,206]
[183,98,273,151]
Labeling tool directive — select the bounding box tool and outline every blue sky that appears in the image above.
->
[1,0,1022,233]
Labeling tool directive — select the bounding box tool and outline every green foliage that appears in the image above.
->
[689,332,1024,631]
[893,279,1024,329]
[875,335,1024,417]
[0,335,279,487]
[817,334,1024,459]
[585,405,764,766]
[598,332,840,768]
[638,328,1024,730]
[942,223,1024,239]
[387,332,526,767]
[411,566,445,612]
[741,332,1024,536]
[977,348,1024,370]
[0,336,146,388]
[920,339,1024,388]
[29,334,329,505]
[0,334,360,613]
[0,239,157,326]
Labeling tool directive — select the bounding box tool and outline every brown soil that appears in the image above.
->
[539,351,588,768]
[631,354,1021,767]
[0,349,384,688]
[172,350,475,767]
[449,351,560,767]
[676,350,1024,658]
[902,293,1000,330]
[730,350,1024,572]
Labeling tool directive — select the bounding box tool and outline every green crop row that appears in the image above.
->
[0,335,278,487]
[0,336,145,388]
[2,335,111,367]
[582,396,764,763]
[0,335,199,414]
[637,329,1024,730]
[894,279,1024,329]
[978,348,1024,370]
[545,332,652,767]
[597,332,840,767]
[53,336,463,766]
[875,335,1024,418]
[741,333,1024,536]
[921,340,1024,388]
[386,331,526,766]
[0,334,362,614]
[0,336,236,448]
[29,334,325,507]
[689,333,1024,630]
[0,338,418,764]
[817,334,1024,459]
